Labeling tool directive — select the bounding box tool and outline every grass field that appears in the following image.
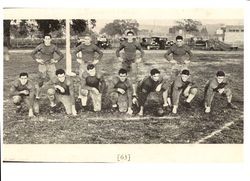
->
[3,49,244,144]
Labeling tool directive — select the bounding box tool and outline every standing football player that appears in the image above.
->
[134,68,170,116]
[78,64,106,112]
[46,69,77,116]
[10,72,39,117]
[204,70,237,113]
[169,69,197,114]
[109,68,133,115]
[116,30,145,98]
[72,34,103,78]
[164,35,193,79]
[31,34,64,98]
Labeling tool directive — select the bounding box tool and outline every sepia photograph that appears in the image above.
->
[2,8,244,162]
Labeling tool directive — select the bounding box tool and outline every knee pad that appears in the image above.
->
[80,89,88,96]
[13,96,22,104]
[47,88,56,95]
[190,88,198,95]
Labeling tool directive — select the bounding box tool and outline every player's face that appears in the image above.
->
[19,76,28,85]
[127,33,134,42]
[83,36,92,45]
[151,73,160,82]
[119,73,127,82]
[57,74,66,83]
[87,68,96,76]
[44,36,52,46]
[181,74,189,82]
[176,39,184,47]
[217,76,225,84]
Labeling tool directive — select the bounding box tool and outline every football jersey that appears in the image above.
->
[10,79,35,96]
[116,41,144,61]
[31,43,64,63]
[165,44,193,63]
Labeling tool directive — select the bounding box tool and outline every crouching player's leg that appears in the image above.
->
[110,92,129,113]
[89,89,102,112]
[12,95,23,113]
[79,89,89,108]
[137,91,149,116]
[222,88,237,109]
[56,95,74,115]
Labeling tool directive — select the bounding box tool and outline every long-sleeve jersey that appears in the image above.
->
[110,77,133,107]
[81,72,106,93]
[137,76,168,94]
[10,79,36,97]
[164,44,193,63]
[205,77,228,93]
[170,76,195,92]
[46,77,75,104]
[31,43,64,63]
[72,44,103,63]
[116,41,145,61]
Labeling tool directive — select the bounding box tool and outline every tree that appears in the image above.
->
[175,19,202,33]
[4,20,11,47]
[100,19,139,36]
[36,20,64,36]
[70,19,97,36]
[200,26,208,36]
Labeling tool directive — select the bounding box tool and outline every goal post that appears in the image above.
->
[65,19,76,76]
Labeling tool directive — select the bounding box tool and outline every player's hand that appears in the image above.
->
[118,57,123,62]
[92,87,100,94]
[126,107,133,115]
[54,85,65,93]
[36,59,44,64]
[135,58,142,63]
[184,60,190,64]
[218,88,225,94]
[93,59,99,65]
[117,88,126,94]
[77,59,83,64]
[50,59,58,64]
[20,90,30,95]
[155,84,162,92]
[170,59,177,64]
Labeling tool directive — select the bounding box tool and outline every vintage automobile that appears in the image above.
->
[96,36,112,49]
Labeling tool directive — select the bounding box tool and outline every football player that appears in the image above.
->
[134,68,170,116]
[168,69,197,114]
[46,69,77,116]
[78,64,106,112]
[31,34,64,98]
[10,72,39,117]
[109,68,133,115]
[72,34,103,78]
[204,70,237,113]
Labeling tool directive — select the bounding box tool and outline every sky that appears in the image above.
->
[94,19,244,33]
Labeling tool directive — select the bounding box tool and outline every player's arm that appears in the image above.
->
[185,46,193,61]
[27,82,36,105]
[71,44,83,60]
[164,47,173,61]
[110,77,119,93]
[9,82,20,97]
[94,45,103,60]
[30,44,41,60]
[136,43,145,58]
[54,46,64,62]
[115,43,125,58]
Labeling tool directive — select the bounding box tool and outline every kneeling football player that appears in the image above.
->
[78,64,106,112]
[109,68,133,115]
[135,68,170,116]
[204,70,237,113]
[10,72,39,117]
[46,69,77,116]
[169,69,198,114]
